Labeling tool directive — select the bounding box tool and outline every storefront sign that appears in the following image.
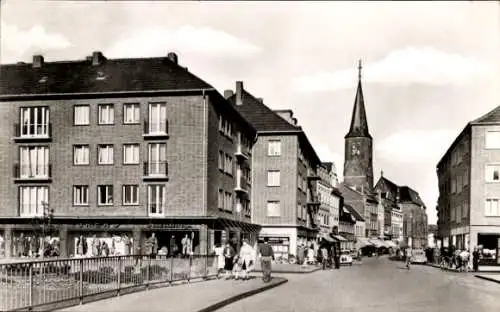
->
[71,223,199,231]
[145,224,198,230]
[76,223,121,230]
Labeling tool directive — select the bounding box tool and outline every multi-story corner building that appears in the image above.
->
[437,105,500,267]
[375,175,427,248]
[226,81,321,260]
[0,52,260,259]
[339,204,357,250]
[339,184,378,238]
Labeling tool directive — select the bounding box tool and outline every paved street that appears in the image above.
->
[220,257,500,312]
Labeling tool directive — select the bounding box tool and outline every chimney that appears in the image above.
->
[167,52,178,65]
[274,109,296,126]
[92,51,106,66]
[33,55,44,68]
[257,98,263,103]
[224,90,234,99]
[291,117,298,126]
[85,56,92,62]
[381,170,384,177]
[236,81,244,106]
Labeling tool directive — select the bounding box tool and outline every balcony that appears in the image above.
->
[234,169,249,195]
[307,169,320,181]
[234,144,249,161]
[13,123,52,142]
[143,119,169,139]
[143,161,169,181]
[13,164,52,183]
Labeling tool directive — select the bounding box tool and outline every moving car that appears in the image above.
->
[340,250,353,266]
[410,249,427,264]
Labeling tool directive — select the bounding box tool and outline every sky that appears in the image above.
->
[1,1,500,225]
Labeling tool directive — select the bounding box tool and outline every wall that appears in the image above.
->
[251,134,298,225]
[0,95,212,217]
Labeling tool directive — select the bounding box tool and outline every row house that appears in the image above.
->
[0,52,259,259]
[226,82,322,260]
[374,174,404,243]
[437,104,500,269]
[316,162,340,238]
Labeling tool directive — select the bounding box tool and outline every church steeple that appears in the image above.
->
[345,60,371,139]
[343,60,374,192]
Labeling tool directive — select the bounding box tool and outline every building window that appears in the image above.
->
[485,199,500,217]
[123,103,140,124]
[19,186,49,217]
[20,106,50,137]
[485,164,500,182]
[218,189,224,210]
[97,185,113,205]
[148,184,166,216]
[267,170,280,187]
[122,185,139,205]
[98,104,114,125]
[218,115,233,138]
[148,143,167,175]
[224,154,233,175]
[148,103,167,133]
[123,144,139,164]
[98,144,114,165]
[73,185,88,206]
[218,151,224,171]
[225,192,233,212]
[73,145,90,165]
[267,201,280,217]
[268,140,281,156]
[74,105,90,125]
[19,146,49,177]
[485,131,500,149]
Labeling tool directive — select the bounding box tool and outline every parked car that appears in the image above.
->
[340,250,353,266]
[410,249,427,264]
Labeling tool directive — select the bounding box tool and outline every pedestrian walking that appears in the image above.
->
[214,243,225,275]
[223,242,236,279]
[405,247,412,270]
[238,239,255,281]
[472,247,480,272]
[258,237,275,283]
[460,249,470,273]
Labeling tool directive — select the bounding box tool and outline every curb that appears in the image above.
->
[253,268,320,274]
[475,275,500,284]
[196,278,288,312]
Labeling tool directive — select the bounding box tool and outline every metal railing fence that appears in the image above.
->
[0,254,218,312]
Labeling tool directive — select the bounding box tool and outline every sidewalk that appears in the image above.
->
[59,275,287,312]
[475,274,500,284]
[253,262,320,273]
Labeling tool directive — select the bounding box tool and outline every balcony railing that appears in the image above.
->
[0,254,218,312]
[143,161,169,180]
[13,123,52,141]
[234,169,248,194]
[14,164,52,182]
[307,169,320,180]
[143,119,169,138]
[234,144,249,161]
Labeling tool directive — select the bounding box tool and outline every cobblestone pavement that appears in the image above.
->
[219,257,500,312]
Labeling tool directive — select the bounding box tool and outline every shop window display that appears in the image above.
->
[477,234,500,265]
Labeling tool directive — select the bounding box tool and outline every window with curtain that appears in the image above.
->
[19,146,49,177]
[123,144,139,164]
[19,186,48,217]
[74,105,90,125]
[98,145,114,165]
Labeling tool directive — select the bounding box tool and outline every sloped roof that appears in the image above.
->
[344,203,365,222]
[471,104,500,124]
[399,186,425,207]
[0,54,212,97]
[228,88,321,165]
[321,162,333,172]
[228,90,299,132]
[345,79,372,139]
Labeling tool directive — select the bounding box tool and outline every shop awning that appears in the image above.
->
[355,237,373,249]
[369,238,385,248]
[320,234,334,243]
[332,235,347,242]
[384,240,398,248]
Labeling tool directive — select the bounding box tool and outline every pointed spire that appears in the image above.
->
[345,59,372,139]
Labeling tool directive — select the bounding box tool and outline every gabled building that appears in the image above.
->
[437,104,500,268]
[340,204,357,250]
[316,162,339,238]
[226,81,321,260]
[374,174,404,243]
[375,174,427,248]
[0,52,260,259]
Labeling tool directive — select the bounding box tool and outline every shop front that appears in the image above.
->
[0,216,261,260]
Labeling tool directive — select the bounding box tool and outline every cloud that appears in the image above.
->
[105,25,262,59]
[293,46,493,92]
[376,129,457,163]
[0,22,72,63]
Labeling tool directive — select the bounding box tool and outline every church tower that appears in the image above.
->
[343,60,374,192]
